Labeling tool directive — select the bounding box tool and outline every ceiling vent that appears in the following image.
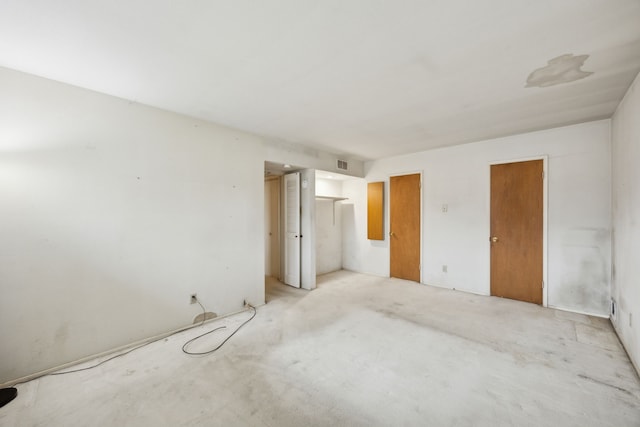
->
[337,159,348,170]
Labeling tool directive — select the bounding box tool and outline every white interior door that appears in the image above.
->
[264,179,273,277]
[284,172,301,287]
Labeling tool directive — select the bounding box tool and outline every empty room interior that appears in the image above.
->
[1,1,640,425]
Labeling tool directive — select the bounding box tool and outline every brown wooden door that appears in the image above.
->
[490,160,543,304]
[390,174,421,282]
[264,177,280,278]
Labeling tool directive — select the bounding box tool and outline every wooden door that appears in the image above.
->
[490,160,543,304]
[367,182,384,240]
[390,174,421,282]
[264,177,280,278]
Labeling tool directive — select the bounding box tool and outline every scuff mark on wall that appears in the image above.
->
[526,54,593,88]
[554,228,610,314]
[193,312,217,324]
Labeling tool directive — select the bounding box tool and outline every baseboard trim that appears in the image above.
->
[422,281,490,297]
[547,304,609,319]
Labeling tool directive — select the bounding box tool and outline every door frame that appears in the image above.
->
[388,170,424,283]
[264,176,281,280]
[488,156,548,307]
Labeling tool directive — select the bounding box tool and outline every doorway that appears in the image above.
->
[490,159,544,305]
[390,173,421,282]
[264,162,318,293]
[264,176,281,279]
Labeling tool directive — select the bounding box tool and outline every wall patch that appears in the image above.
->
[526,54,593,88]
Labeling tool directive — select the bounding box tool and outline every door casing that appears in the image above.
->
[489,156,548,307]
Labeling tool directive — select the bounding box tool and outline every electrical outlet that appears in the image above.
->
[442,265,448,273]
[190,293,197,304]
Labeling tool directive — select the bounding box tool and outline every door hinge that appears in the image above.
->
[542,281,544,289]
[419,264,421,270]
[542,171,545,179]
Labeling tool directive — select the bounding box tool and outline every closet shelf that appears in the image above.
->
[315,196,348,201]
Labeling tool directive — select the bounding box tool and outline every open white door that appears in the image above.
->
[284,172,301,287]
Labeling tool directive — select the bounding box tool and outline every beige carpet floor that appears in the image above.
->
[1,270,639,426]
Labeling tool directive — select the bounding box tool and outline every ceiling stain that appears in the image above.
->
[526,54,593,88]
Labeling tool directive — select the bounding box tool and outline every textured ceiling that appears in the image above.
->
[1,0,639,161]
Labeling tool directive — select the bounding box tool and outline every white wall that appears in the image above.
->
[0,67,264,383]
[316,178,343,275]
[611,72,640,372]
[343,120,612,316]
[343,178,386,276]
[316,177,343,198]
[0,67,355,384]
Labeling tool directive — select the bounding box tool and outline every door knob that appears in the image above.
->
[389,231,395,237]
[491,236,498,243]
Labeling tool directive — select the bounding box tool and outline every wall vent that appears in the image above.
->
[337,159,348,170]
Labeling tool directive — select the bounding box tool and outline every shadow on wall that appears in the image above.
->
[553,228,610,314]
[341,203,356,269]
[316,198,342,275]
